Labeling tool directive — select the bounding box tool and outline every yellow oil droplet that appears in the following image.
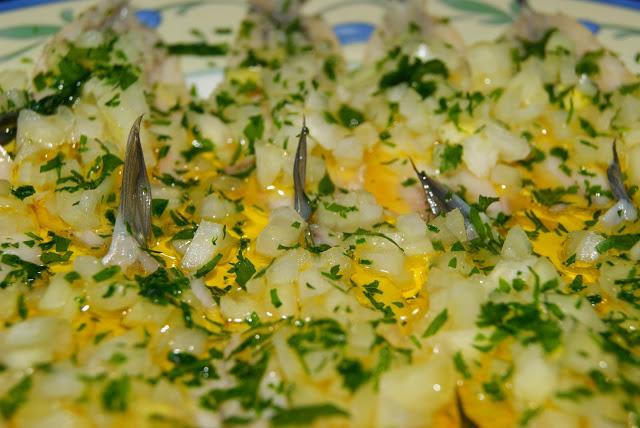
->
[405,254,429,298]
[363,152,411,214]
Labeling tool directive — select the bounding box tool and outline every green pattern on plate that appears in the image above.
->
[0,25,60,39]
[441,0,517,24]
[599,23,640,39]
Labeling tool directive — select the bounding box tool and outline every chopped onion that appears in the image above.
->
[190,277,215,309]
[600,199,638,227]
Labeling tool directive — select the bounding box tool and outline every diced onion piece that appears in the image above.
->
[200,192,237,221]
[55,184,106,230]
[564,230,605,264]
[298,269,333,299]
[501,226,532,259]
[39,275,75,318]
[0,317,72,369]
[74,255,102,278]
[462,134,498,178]
[220,290,255,322]
[396,213,433,255]
[0,145,12,181]
[256,207,303,257]
[378,355,455,427]
[600,199,638,227]
[356,236,407,279]
[495,64,547,124]
[15,107,75,161]
[87,280,138,312]
[181,220,231,271]
[190,277,215,309]
[266,249,307,287]
[444,209,467,243]
[255,143,285,188]
[32,370,85,400]
[512,346,557,405]
[333,135,364,167]
[316,191,383,233]
[630,240,640,261]
[484,122,530,162]
[467,41,513,89]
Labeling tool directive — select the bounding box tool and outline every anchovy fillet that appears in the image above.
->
[410,158,447,218]
[410,159,477,239]
[120,115,152,246]
[293,117,312,222]
[410,159,472,219]
[607,140,632,203]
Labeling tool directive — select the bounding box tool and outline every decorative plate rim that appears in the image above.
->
[0,0,639,13]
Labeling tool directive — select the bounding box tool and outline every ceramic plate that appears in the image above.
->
[0,0,638,95]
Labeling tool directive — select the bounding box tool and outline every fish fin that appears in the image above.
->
[607,140,632,202]
[293,116,312,221]
[121,114,152,247]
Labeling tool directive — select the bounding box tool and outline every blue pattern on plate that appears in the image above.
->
[332,22,375,45]
[135,9,162,29]
[579,19,601,33]
[0,0,69,13]
[583,0,640,10]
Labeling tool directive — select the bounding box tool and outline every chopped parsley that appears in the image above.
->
[473,195,500,213]
[518,148,545,171]
[199,353,268,413]
[401,177,417,187]
[475,300,563,353]
[549,146,569,162]
[575,50,603,76]
[151,198,169,216]
[270,288,283,308]
[195,253,223,279]
[39,153,65,175]
[379,56,448,94]
[10,185,35,200]
[92,265,121,282]
[483,377,506,401]
[288,319,346,372]
[137,267,189,305]
[453,351,471,379]
[321,265,343,281]
[164,351,219,386]
[532,185,578,206]
[439,143,463,173]
[166,42,229,56]
[229,245,256,288]
[0,254,46,288]
[323,201,358,218]
[422,308,448,338]
[0,376,32,419]
[337,359,370,392]
[271,403,349,426]
[337,104,365,128]
[596,234,640,253]
[56,151,123,193]
[323,56,338,81]
[243,115,264,153]
[579,117,598,138]
[516,29,555,61]
[361,280,396,323]
[318,172,335,196]
[101,376,130,412]
[30,38,139,116]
